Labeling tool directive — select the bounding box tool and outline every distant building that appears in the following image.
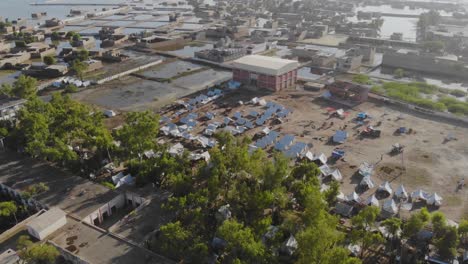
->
[336,48,363,72]
[0,95,26,121]
[232,55,300,91]
[195,48,245,63]
[326,81,369,103]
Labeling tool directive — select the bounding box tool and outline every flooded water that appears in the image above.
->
[0,0,122,25]
[168,43,213,58]
[369,67,468,93]
[355,4,452,16]
[380,16,418,42]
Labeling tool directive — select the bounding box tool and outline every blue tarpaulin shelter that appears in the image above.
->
[333,130,348,143]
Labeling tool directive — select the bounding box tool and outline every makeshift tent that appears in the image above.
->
[112,172,135,188]
[281,235,298,256]
[304,151,314,161]
[395,184,408,199]
[411,189,427,201]
[356,112,368,120]
[383,199,398,214]
[169,143,184,156]
[331,149,345,159]
[337,192,346,201]
[275,134,295,151]
[330,169,343,181]
[427,193,443,206]
[378,181,393,195]
[335,202,353,217]
[360,176,375,189]
[358,162,374,177]
[332,130,348,144]
[313,153,327,165]
[366,195,379,207]
[319,164,333,176]
[347,192,361,203]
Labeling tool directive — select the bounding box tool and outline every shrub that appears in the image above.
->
[449,89,467,97]
[100,181,116,190]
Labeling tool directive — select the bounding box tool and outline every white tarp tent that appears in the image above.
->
[347,191,361,203]
[313,153,327,165]
[366,194,379,207]
[359,162,374,177]
[383,199,398,214]
[411,189,427,201]
[169,143,184,156]
[360,176,375,189]
[427,193,443,206]
[395,184,408,199]
[378,181,393,195]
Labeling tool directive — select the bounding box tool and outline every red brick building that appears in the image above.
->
[232,55,300,91]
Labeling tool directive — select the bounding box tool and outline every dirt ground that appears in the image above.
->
[164,89,468,221]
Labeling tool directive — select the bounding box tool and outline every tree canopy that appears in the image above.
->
[151,132,361,264]
[13,93,112,167]
[17,235,59,264]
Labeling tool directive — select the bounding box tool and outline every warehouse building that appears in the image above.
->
[232,55,300,91]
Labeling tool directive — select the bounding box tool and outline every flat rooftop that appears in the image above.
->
[48,217,173,264]
[0,152,120,219]
[232,55,300,76]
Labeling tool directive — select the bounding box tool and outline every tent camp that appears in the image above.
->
[378,181,393,195]
[347,192,361,203]
[332,130,348,144]
[313,153,328,165]
[427,193,443,206]
[366,194,379,207]
[395,184,408,199]
[358,162,374,177]
[360,176,375,189]
[411,189,427,201]
[382,199,398,214]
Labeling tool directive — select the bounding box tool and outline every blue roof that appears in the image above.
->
[275,134,295,151]
[333,130,348,143]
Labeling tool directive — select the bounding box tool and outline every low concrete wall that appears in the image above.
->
[96,59,163,84]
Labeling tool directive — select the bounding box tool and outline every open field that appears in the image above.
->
[161,88,468,221]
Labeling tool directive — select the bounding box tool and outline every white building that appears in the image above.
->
[26,208,67,240]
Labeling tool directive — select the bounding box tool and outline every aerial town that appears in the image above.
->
[0,0,467,263]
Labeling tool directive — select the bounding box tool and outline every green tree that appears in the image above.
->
[116,111,160,161]
[350,229,385,258]
[11,75,38,99]
[51,31,60,40]
[433,225,459,260]
[217,219,266,263]
[154,221,190,261]
[0,201,18,224]
[422,41,444,53]
[42,55,56,66]
[64,83,78,93]
[351,206,380,229]
[402,208,430,238]
[352,74,371,84]
[459,219,468,243]
[70,60,88,81]
[76,49,89,61]
[381,217,402,239]
[393,68,405,79]
[17,235,59,264]
[323,180,340,206]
